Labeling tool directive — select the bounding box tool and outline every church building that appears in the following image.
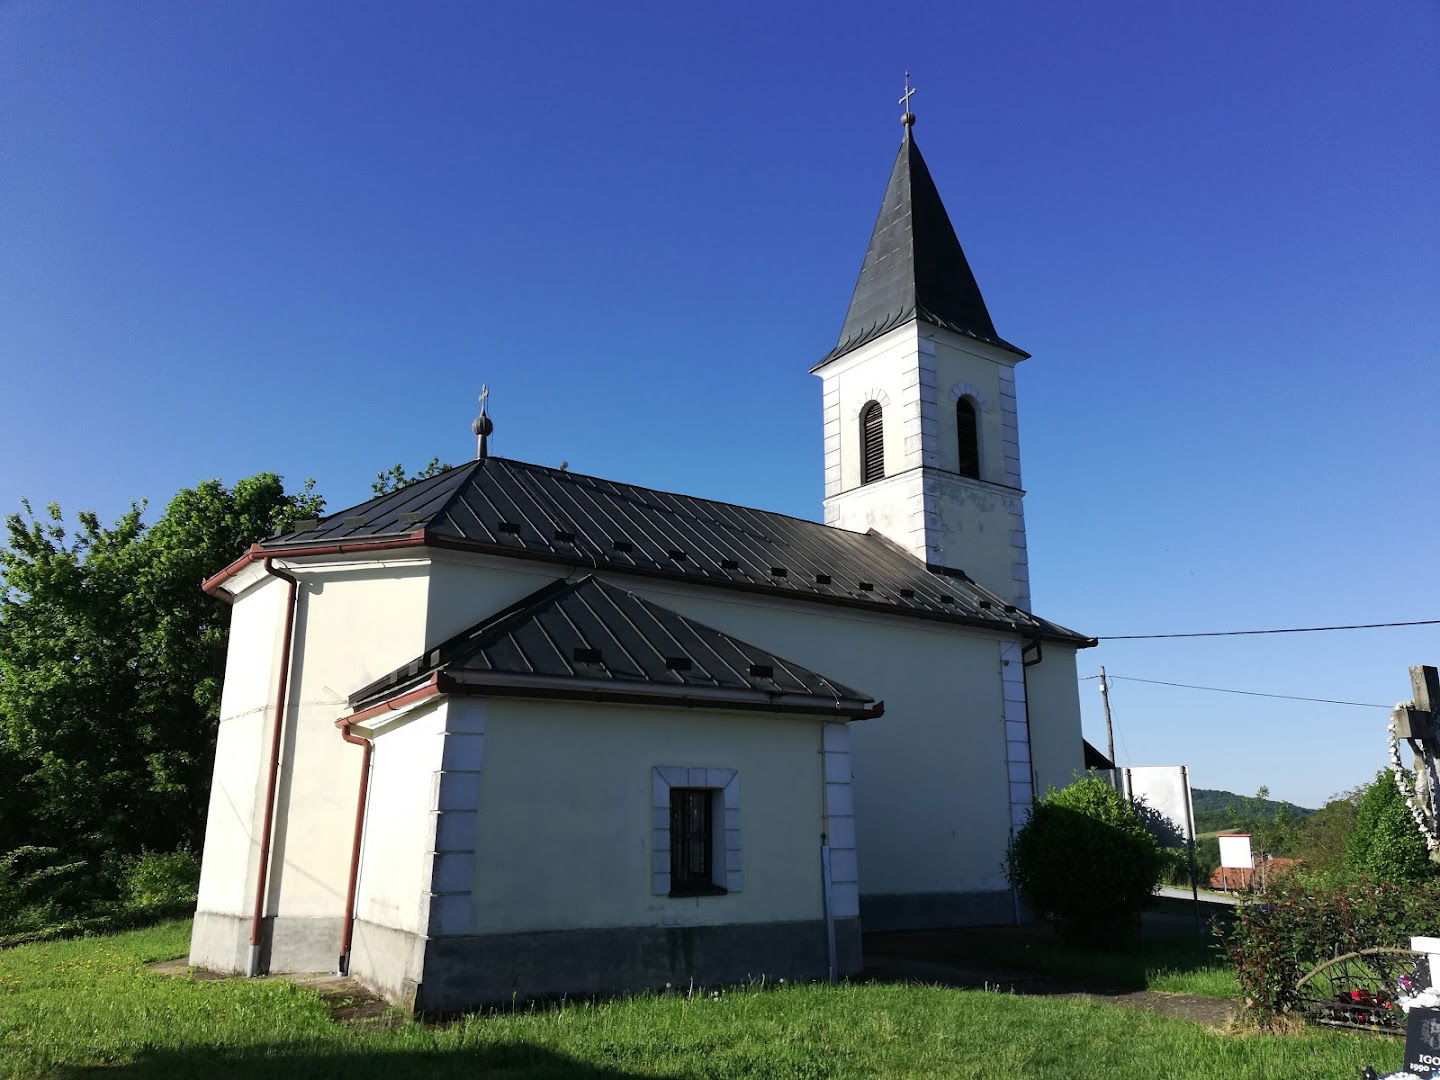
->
[189,107,1094,1012]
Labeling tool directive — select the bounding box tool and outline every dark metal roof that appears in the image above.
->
[1083,739,1115,771]
[816,127,1027,370]
[263,456,1091,647]
[350,575,880,718]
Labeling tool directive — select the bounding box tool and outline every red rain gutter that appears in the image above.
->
[333,674,442,976]
[202,531,428,600]
[248,557,298,977]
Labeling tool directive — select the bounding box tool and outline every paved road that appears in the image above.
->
[1157,885,1240,906]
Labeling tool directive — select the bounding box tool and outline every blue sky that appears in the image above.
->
[3,2,1436,807]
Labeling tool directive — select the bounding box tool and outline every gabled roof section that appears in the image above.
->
[816,127,1027,369]
[350,575,882,719]
[258,456,1092,647]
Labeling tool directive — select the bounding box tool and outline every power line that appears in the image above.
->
[1079,672,1391,709]
[1099,618,1440,641]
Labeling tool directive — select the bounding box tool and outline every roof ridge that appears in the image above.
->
[424,456,490,537]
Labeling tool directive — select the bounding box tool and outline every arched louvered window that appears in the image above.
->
[860,401,884,485]
[957,397,981,480]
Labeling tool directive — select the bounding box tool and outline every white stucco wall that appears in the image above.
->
[465,699,829,934]
[1023,644,1085,797]
[600,573,1020,901]
[194,575,289,919]
[353,700,447,934]
[266,558,433,920]
[819,321,1031,607]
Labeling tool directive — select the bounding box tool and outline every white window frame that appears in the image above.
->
[652,766,741,896]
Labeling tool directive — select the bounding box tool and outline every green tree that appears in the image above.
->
[372,458,452,495]
[1345,769,1435,884]
[0,475,323,859]
[1292,786,1363,878]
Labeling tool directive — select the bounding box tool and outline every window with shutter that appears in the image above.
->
[957,398,980,479]
[860,401,884,485]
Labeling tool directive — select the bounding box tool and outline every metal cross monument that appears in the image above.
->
[1391,664,1440,860]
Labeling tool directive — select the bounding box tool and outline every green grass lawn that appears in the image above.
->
[0,919,1401,1079]
[873,912,1241,1000]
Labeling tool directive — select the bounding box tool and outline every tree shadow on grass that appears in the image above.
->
[54,1043,675,1080]
[864,918,1228,996]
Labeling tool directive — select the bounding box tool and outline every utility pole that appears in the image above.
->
[1099,666,1116,766]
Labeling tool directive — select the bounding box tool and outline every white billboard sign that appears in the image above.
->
[1218,834,1254,870]
[1109,765,1196,848]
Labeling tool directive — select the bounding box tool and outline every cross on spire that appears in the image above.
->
[899,72,917,126]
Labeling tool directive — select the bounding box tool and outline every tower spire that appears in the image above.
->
[815,102,1027,370]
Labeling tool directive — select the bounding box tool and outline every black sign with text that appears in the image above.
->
[1407,1007,1440,1076]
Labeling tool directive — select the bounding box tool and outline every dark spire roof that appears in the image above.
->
[817,126,1027,369]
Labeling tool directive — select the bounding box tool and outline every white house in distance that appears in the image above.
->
[189,109,1095,1012]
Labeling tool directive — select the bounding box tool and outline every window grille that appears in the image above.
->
[860,402,884,485]
[669,788,718,895]
[957,398,980,479]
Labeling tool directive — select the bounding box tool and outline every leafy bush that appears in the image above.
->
[1008,774,1165,944]
[1346,769,1436,884]
[0,846,93,936]
[122,849,199,909]
[1222,876,1440,1019]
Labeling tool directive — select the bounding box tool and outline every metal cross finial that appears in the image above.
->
[471,384,494,460]
[899,72,917,125]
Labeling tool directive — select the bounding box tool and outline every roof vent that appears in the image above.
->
[554,529,577,544]
[667,549,688,562]
[938,595,954,605]
[858,582,875,592]
[343,515,367,527]
[769,567,788,578]
[293,518,320,532]
[497,522,521,535]
[665,656,693,672]
[572,646,602,664]
[399,512,427,526]
[748,663,774,679]
[612,539,635,553]
[1004,604,1018,614]
[899,588,915,598]
[815,573,832,586]
[720,558,740,571]
[978,600,992,609]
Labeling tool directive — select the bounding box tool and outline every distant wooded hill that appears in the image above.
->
[1191,788,1316,834]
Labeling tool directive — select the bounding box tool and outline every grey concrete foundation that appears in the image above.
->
[349,918,427,1009]
[349,917,857,1014]
[189,910,343,975]
[859,889,1016,931]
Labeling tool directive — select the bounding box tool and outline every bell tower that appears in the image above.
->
[815,107,1033,610]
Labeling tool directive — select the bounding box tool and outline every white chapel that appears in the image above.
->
[189,108,1095,1012]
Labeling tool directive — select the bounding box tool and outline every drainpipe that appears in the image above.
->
[249,558,299,977]
[819,723,837,983]
[333,675,442,979]
[336,726,372,976]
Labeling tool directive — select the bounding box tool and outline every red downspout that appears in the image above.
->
[334,675,442,977]
[249,558,298,977]
[336,726,372,976]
